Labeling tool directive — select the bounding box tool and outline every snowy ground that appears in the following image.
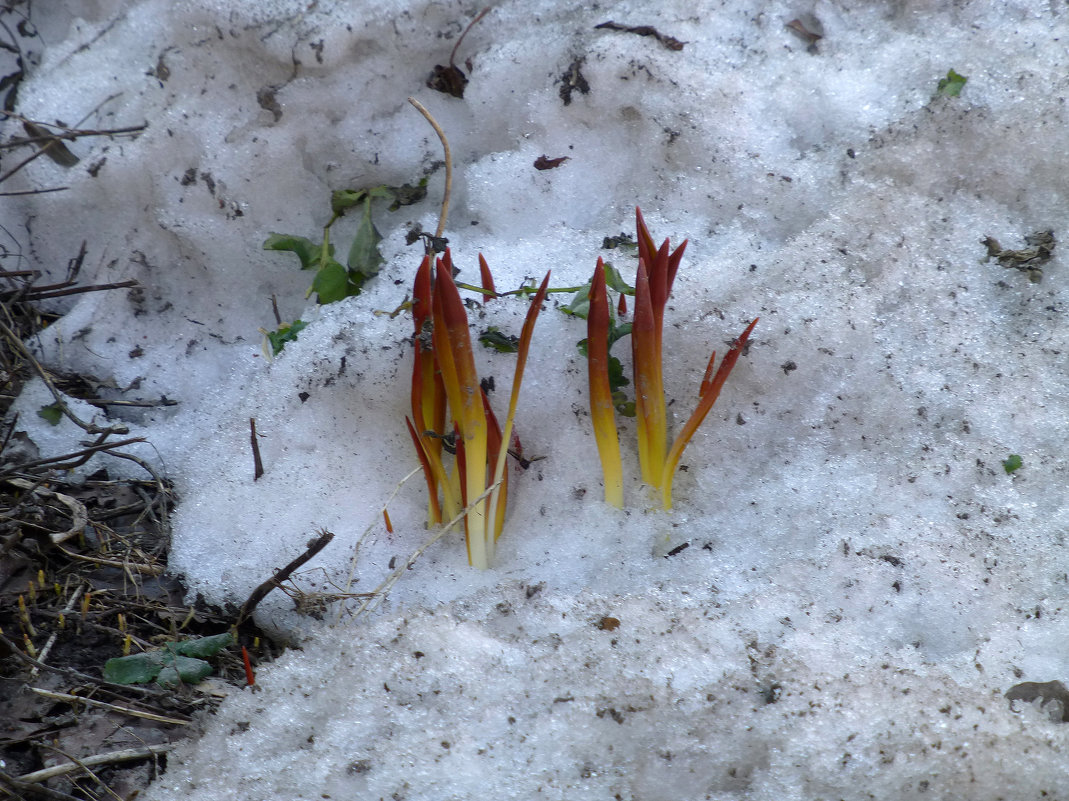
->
[6,0,1069,798]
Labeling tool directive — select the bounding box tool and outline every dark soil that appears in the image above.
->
[0,266,271,801]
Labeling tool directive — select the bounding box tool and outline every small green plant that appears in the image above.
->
[36,401,64,425]
[103,631,234,688]
[263,318,308,356]
[1002,454,1022,474]
[264,179,427,306]
[936,68,967,97]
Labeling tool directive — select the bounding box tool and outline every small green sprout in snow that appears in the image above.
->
[264,179,428,305]
[263,319,308,356]
[937,69,968,97]
[37,402,64,426]
[1002,454,1022,474]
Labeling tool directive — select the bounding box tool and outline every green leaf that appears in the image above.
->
[265,319,308,355]
[103,652,169,684]
[167,631,234,658]
[155,656,213,688]
[613,391,636,417]
[607,321,632,349]
[606,355,629,392]
[1002,454,1022,474]
[602,263,634,295]
[263,234,330,271]
[331,185,398,216]
[104,632,233,686]
[561,283,593,319]
[479,327,520,353]
[37,402,64,426]
[347,199,384,282]
[311,260,351,304]
[937,69,967,97]
[562,265,633,320]
[330,188,371,216]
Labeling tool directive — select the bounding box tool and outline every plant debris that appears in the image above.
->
[534,154,570,170]
[427,7,490,99]
[594,21,685,51]
[559,57,590,106]
[981,230,1054,283]
[1006,680,1069,722]
[0,249,290,799]
[601,233,635,250]
[785,16,823,51]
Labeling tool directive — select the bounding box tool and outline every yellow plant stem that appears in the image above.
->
[586,259,623,507]
[433,253,490,567]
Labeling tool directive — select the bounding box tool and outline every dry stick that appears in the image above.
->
[81,396,176,409]
[0,769,81,801]
[55,545,164,575]
[250,417,264,480]
[0,437,147,478]
[10,279,139,301]
[407,97,451,239]
[0,312,129,436]
[449,7,491,69]
[350,479,503,620]
[28,688,190,726]
[16,744,173,785]
[31,743,125,801]
[336,466,423,624]
[236,529,335,625]
[3,477,87,544]
[31,585,85,676]
[0,186,69,196]
[0,109,146,186]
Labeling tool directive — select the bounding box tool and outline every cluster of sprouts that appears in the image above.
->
[403,209,755,568]
[587,209,758,510]
[406,249,549,569]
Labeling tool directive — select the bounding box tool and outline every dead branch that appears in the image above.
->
[236,529,335,625]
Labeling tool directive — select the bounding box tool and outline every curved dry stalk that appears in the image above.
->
[407,97,452,239]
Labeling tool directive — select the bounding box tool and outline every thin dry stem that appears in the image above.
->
[407,97,452,239]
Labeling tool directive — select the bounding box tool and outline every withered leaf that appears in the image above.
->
[559,57,590,106]
[22,121,79,167]
[427,63,468,98]
[594,21,685,51]
[534,155,570,170]
[427,7,490,99]
[982,230,1055,283]
[786,17,823,47]
[1006,680,1069,722]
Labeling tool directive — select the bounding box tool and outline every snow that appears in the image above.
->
[5,0,1069,797]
